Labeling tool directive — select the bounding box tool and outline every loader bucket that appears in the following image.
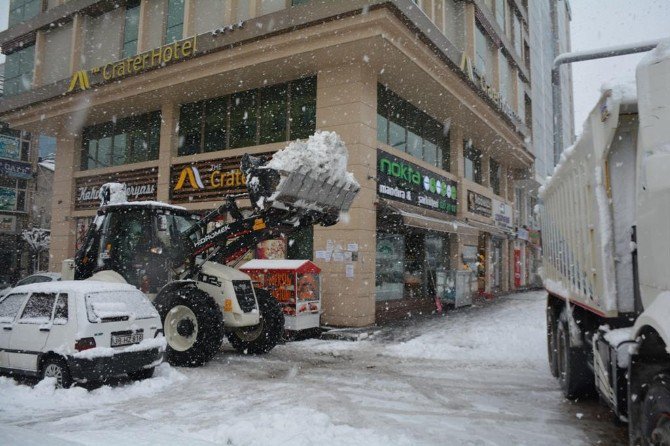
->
[242,155,360,225]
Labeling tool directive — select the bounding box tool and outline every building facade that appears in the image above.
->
[0,0,540,326]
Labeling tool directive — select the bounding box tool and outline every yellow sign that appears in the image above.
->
[67,70,91,92]
[252,219,266,231]
[67,36,197,93]
[174,166,205,191]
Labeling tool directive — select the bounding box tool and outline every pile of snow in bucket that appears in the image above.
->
[265,131,359,188]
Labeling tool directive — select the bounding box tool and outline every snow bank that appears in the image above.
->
[266,131,359,187]
[0,364,185,413]
[384,293,548,368]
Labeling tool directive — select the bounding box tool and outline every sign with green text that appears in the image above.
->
[377,149,457,215]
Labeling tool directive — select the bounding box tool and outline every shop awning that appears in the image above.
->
[379,200,478,236]
[464,218,515,238]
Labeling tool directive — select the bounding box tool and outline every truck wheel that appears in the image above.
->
[227,288,284,354]
[157,287,224,367]
[547,305,559,378]
[41,357,73,389]
[556,308,593,399]
[641,374,670,445]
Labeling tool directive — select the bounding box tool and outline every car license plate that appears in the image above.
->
[111,332,143,347]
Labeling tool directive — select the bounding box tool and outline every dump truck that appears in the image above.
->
[540,42,670,444]
[63,131,359,367]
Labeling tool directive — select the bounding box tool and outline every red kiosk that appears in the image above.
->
[240,260,321,331]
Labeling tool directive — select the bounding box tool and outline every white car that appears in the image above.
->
[0,272,62,299]
[0,281,165,388]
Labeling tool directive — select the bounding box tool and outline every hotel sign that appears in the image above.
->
[74,168,158,210]
[170,152,273,204]
[68,36,198,93]
[377,149,457,215]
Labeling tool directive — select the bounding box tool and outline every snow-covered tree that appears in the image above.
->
[21,228,50,272]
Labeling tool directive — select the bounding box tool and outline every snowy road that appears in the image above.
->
[0,291,627,445]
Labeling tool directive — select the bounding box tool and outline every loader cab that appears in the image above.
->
[75,204,202,292]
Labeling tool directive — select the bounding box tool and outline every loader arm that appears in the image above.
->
[177,152,357,279]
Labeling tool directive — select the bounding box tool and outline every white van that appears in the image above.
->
[0,281,165,388]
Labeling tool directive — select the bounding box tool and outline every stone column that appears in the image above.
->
[33,31,46,87]
[70,14,84,73]
[314,63,377,327]
[49,135,79,271]
[157,102,179,202]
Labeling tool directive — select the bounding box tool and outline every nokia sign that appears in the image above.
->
[377,149,457,215]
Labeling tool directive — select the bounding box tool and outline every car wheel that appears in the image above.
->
[227,288,284,355]
[156,286,224,367]
[41,357,73,389]
[128,367,155,381]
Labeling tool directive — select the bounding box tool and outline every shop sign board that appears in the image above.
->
[74,168,158,210]
[492,199,513,232]
[0,215,17,233]
[171,152,272,204]
[529,229,541,247]
[0,158,32,179]
[376,149,457,215]
[467,190,492,217]
[0,135,20,160]
[517,227,530,241]
[0,187,17,211]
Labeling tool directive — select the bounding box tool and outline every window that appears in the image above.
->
[377,84,450,170]
[0,176,28,212]
[464,141,482,184]
[490,158,501,195]
[178,77,316,155]
[9,0,42,26]
[260,0,286,15]
[53,294,68,325]
[19,293,57,324]
[4,44,35,97]
[495,0,506,30]
[0,293,28,323]
[512,14,522,56]
[165,0,185,43]
[81,111,161,170]
[122,0,141,58]
[474,25,494,83]
[86,290,158,323]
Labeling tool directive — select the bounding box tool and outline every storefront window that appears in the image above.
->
[0,177,27,212]
[4,44,35,97]
[178,77,316,155]
[377,84,450,171]
[376,233,405,301]
[81,111,161,170]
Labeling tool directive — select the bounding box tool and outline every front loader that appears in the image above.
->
[66,131,359,366]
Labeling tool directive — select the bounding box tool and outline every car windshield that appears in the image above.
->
[85,290,158,323]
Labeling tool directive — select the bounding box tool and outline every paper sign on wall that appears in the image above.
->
[346,264,354,278]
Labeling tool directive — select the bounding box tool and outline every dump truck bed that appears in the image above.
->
[540,86,638,318]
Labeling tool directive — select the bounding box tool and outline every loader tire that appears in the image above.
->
[227,288,284,355]
[556,308,594,399]
[156,287,224,367]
